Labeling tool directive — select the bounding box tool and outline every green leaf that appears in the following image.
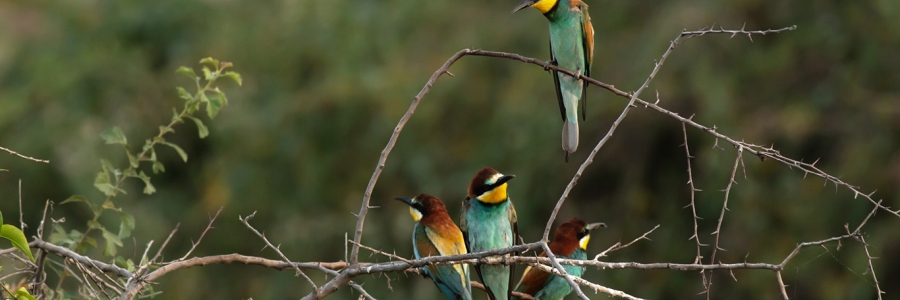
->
[175,66,197,79]
[176,87,193,101]
[0,209,3,225]
[171,108,182,124]
[16,287,37,300]
[213,88,228,106]
[87,220,104,230]
[152,161,166,174]
[223,71,242,86]
[94,170,115,196]
[100,159,116,173]
[48,228,71,246]
[100,126,128,146]
[186,116,209,138]
[137,171,156,195]
[163,142,188,162]
[202,66,215,81]
[126,151,139,168]
[118,211,135,238]
[1,224,35,261]
[199,57,219,67]
[102,228,122,257]
[207,92,225,119]
[61,195,92,211]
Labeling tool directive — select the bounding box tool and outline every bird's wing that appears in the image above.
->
[461,197,496,300]
[549,39,566,122]
[507,200,520,300]
[425,226,470,297]
[579,0,594,120]
[514,252,551,296]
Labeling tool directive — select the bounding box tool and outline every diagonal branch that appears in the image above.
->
[350,50,469,265]
[705,146,743,297]
[0,145,50,163]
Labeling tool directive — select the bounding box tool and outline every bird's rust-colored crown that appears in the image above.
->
[550,218,589,257]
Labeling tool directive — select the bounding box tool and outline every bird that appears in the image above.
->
[513,0,594,161]
[395,194,473,300]
[512,218,605,300]
[460,167,519,300]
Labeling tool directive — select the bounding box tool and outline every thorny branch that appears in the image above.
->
[3,24,895,300]
[705,146,744,297]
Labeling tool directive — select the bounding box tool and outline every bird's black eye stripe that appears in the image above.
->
[577,228,589,240]
[413,202,427,214]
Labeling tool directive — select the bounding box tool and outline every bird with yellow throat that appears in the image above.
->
[460,167,518,300]
[395,194,472,300]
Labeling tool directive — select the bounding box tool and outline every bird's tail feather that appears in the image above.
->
[562,120,579,153]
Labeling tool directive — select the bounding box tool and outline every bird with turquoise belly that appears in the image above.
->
[514,0,595,161]
[513,218,605,300]
[460,167,519,300]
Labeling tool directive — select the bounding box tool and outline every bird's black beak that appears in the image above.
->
[512,0,538,13]
[496,174,516,186]
[587,222,607,230]
[393,196,414,206]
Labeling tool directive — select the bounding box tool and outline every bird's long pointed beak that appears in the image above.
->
[587,222,607,230]
[393,196,414,206]
[496,174,516,186]
[512,0,537,13]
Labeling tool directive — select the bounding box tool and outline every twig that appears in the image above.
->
[776,271,788,300]
[19,180,25,230]
[539,26,797,242]
[151,223,179,263]
[239,212,317,290]
[176,206,223,261]
[858,236,883,300]
[682,123,708,262]
[705,146,743,297]
[349,50,470,265]
[542,242,588,300]
[0,145,49,163]
[349,240,411,264]
[524,262,644,300]
[594,224,660,259]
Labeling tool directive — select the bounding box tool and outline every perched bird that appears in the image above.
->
[513,0,594,160]
[513,218,605,300]
[460,167,519,300]
[395,194,473,300]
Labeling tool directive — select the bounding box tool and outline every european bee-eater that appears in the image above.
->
[395,194,473,300]
[460,167,519,300]
[513,0,594,159]
[513,218,605,300]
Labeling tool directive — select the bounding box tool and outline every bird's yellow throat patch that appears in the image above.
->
[477,183,509,204]
[409,207,423,222]
[533,0,557,14]
[579,234,591,250]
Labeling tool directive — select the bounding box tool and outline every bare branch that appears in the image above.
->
[350,50,472,265]
[239,212,317,289]
[595,224,660,259]
[858,236,883,300]
[705,146,743,297]
[541,242,589,300]
[176,206,223,261]
[0,145,50,163]
[151,223,179,263]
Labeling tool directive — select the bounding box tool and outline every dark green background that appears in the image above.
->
[1,0,898,299]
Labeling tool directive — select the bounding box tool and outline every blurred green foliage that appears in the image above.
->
[1,0,899,299]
